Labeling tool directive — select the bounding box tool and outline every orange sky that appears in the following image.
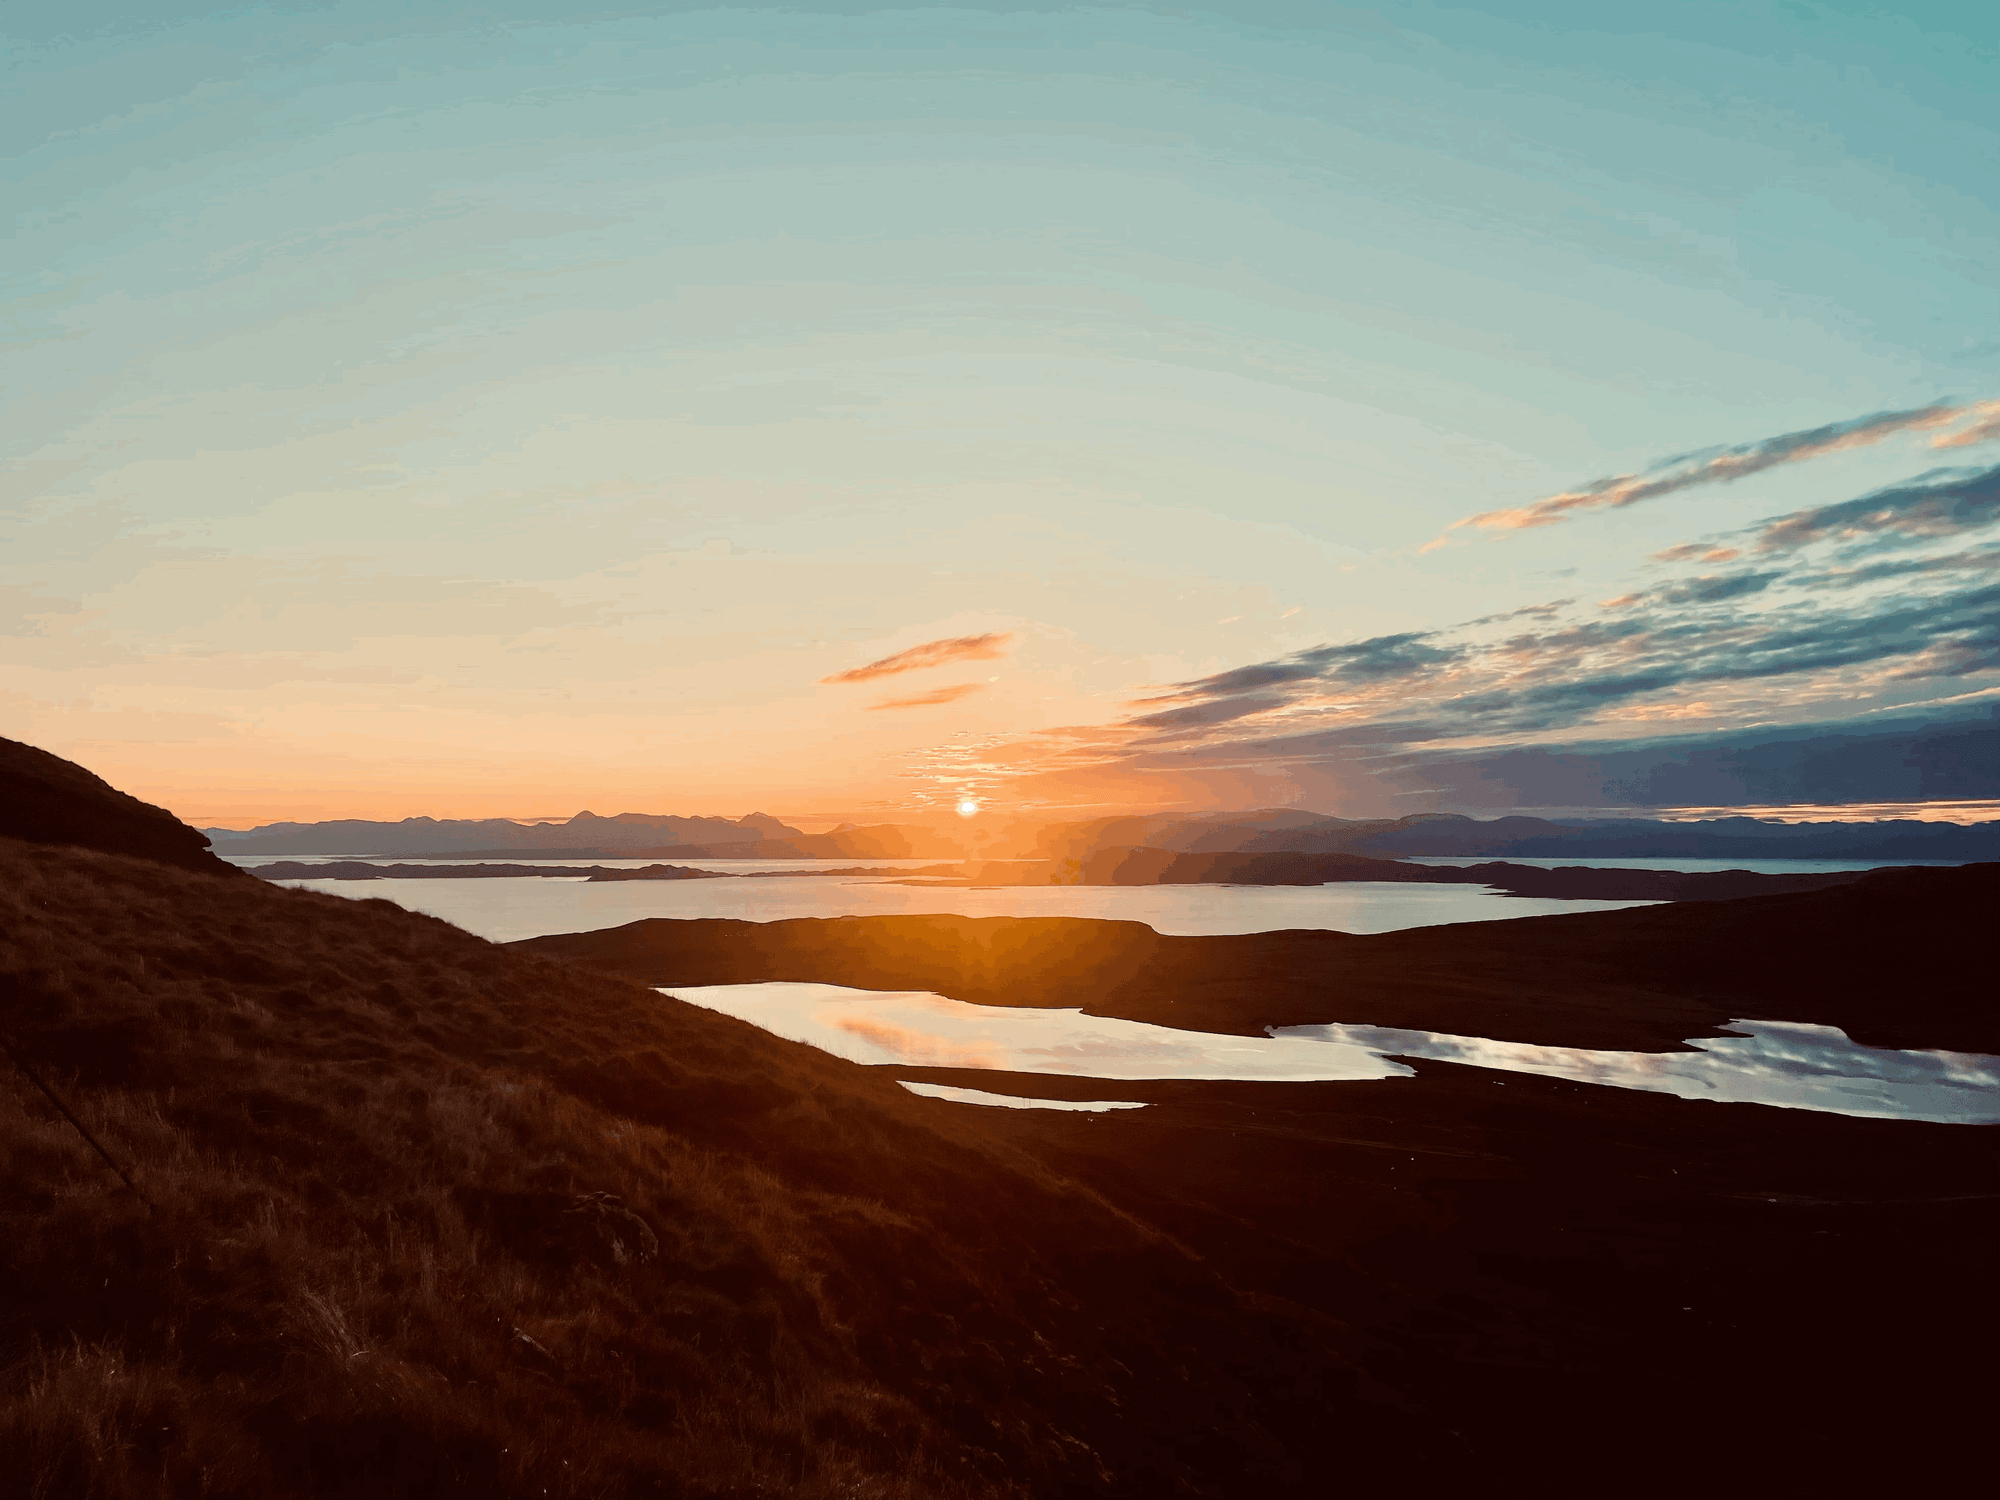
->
[10,5,1999,828]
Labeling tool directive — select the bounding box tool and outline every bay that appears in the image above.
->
[267,871,1661,941]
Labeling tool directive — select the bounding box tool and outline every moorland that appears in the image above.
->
[2,734,1993,1496]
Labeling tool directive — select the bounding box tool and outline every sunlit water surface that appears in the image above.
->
[667,982,1409,1081]
[667,983,2000,1125]
[266,872,1657,941]
[899,1082,1149,1112]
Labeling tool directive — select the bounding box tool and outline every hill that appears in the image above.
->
[0,737,241,878]
[0,834,1388,1498]
[6,743,1994,1494]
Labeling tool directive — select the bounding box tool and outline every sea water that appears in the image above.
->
[257,868,1660,941]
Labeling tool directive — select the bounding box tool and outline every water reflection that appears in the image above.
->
[665,983,1409,1082]
[666,983,2000,1124]
[900,1081,1148,1112]
[1278,1019,2000,1124]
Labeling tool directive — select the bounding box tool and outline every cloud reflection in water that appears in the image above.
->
[665,985,2000,1123]
[665,983,1409,1082]
[1276,1020,2000,1124]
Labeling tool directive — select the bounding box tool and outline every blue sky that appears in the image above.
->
[5,2,1996,822]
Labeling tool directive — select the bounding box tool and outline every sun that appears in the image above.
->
[955,797,981,818]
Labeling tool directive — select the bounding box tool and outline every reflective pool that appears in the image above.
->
[665,983,2000,1124]
[666,982,1410,1081]
[1278,1019,2000,1124]
[899,1081,1148,1112]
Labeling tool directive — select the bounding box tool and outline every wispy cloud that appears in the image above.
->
[1651,542,1741,563]
[1821,542,2000,589]
[1934,400,2000,449]
[1142,632,1464,706]
[909,425,2000,815]
[925,568,2000,811]
[822,632,1011,684]
[1752,465,2000,554]
[1450,402,1997,535]
[1599,572,1782,610]
[866,683,987,711]
[1127,694,1289,730]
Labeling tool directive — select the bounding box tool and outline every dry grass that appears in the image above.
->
[0,838,1357,1499]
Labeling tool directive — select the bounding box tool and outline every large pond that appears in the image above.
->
[666,982,2000,1125]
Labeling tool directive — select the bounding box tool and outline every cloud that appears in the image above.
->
[1933,400,2000,449]
[1405,707,2000,812]
[1752,465,2000,554]
[1821,542,2000,589]
[866,683,987,710]
[1462,599,1574,626]
[1599,572,1782,610]
[1127,695,1289,730]
[1453,403,1990,533]
[822,632,1011,684]
[1650,542,1741,564]
[911,450,2000,815]
[1148,632,1464,704]
[1102,577,1999,768]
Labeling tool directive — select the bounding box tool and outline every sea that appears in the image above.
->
[226,851,1968,944]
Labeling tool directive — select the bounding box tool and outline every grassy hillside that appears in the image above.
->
[5,735,1992,1495]
[0,837,1383,1499]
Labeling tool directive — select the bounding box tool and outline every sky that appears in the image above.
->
[5,1,1998,827]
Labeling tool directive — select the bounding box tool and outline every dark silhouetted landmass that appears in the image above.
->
[518,863,2000,1055]
[944,847,1865,902]
[1028,807,2000,862]
[0,736,241,878]
[205,800,2000,866]
[247,847,1863,903]
[247,860,732,881]
[199,812,981,860]
[201,809,809,856]
[246,861,971,882]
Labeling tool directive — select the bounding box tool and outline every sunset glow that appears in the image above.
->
[7,3,1995,831]
[4,8,1994,1490]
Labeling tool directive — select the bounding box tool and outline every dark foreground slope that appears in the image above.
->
[520,879,2000,1489]
[0,738,240,879]
[518,863,2000,1053]
[0,838,1390,1500]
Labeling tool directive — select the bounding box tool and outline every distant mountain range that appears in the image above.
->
[202,811,963,860]
[203,803,2000,861]
[1028,808,2000,862]
[201,809,802,854]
